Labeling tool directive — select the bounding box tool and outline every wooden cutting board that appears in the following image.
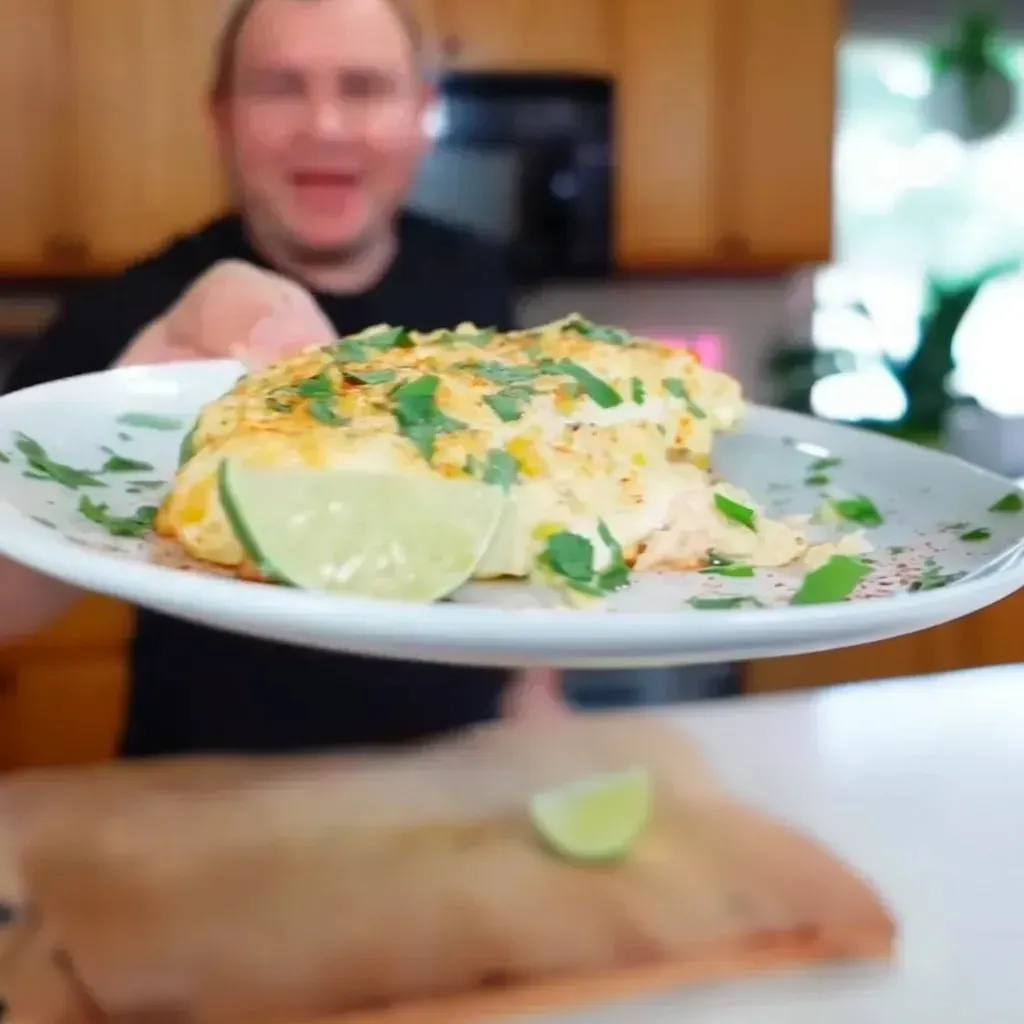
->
[330,815,894,1024]
[0,715,895,1024]
[334,938,893,1024]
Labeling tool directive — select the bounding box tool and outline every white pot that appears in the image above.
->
[926,68,1016,141]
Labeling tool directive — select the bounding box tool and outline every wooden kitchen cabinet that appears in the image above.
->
[0,0,837,275]
[744,589,1024,694]
[615,0,722,269]
[0,0,64,272]
[614,0,838,271]
[437,0,614,74]
[0,597,132,772]
[64,0,229,270]
[716,0,838,265]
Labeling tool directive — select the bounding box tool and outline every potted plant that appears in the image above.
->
[926,9,1015,141]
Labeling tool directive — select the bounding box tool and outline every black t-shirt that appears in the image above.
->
[5,213,517,757]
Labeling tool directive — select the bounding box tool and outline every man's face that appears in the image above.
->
[214,0,430,260]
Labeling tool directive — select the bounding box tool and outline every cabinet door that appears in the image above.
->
[0,0,63,272]
[440,0,613,74]
[717,0,838,265]
[65,0,229,270]
[615,0,722,269]
[744,589,1024,693]
[0,655,128,771]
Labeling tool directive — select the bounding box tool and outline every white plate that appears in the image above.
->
[0,361,1022,669]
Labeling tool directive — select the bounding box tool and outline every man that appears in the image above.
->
[0,0,560,757]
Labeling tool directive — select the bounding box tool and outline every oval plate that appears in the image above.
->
[0,361,1021,669]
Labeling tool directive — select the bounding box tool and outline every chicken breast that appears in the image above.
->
[156,315,809,586]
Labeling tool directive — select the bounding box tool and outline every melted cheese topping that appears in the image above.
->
[157,315,816,585]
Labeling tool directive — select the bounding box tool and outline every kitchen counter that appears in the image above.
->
[534,664,1024,1023]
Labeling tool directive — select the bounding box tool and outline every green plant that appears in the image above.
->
[932,9,1006,80]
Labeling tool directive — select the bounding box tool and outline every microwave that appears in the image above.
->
[406,72,614,286]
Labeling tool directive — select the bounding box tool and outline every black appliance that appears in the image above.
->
[406,72,614,285]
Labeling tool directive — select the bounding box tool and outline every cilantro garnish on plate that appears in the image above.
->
[714,493,757,531]
[78,496,157,538]
[990,491,1023,513]
[537,521,630,598]
[14,435,106,490]
[115,412,183,431]
[391,374,465,462]
[662,377,707,419]
[790,555,872,605]
[829,495,884,527]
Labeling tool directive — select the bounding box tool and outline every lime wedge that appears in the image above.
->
[218,461,507,602]
[530,767,653,863]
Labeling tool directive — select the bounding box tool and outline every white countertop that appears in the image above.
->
[534,664,1024,1024]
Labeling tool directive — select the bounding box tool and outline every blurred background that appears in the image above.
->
[2,0,1023,767]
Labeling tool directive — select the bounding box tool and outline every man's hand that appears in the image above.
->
[116,260,337,370]
[504,668,570,720]
[107,260,571,722]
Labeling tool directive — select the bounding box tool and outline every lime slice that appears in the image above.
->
[218,461,507,602]
[530,767,653,863]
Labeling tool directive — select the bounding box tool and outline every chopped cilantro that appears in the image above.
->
[909,559,965,592]
[14,435,106,490]
[631,377,646,404]
[662,378,707,419]
[689,596,763,610]
[391,375,464,462]
[178,423,199,466]
[547,359,622,408]
[482,449,519,489]
[790,555,872,605]
[539,531,594,587]
[463,362,538,386]
[296,374,334,399]
[809,456,841,471]
[126,480,166,495]
[596,520,630,591]
[990,491,1023,513]
[830,495,883,527]
[960,527,992,542]
[331,340,369,363]
[537,522,630,597]
[99,448,154,473]
[266,396,293,414]
[78,496,157,537]
[308,399,347,426]
[700,560,755,577]
[363,326,413,351]
[562,316,630,345]
[115,412,182,431]
[714,493,757,531]
[804,473,830,486]
[344,369,397,386]
[0,450,9,464]
[484,389,530,422]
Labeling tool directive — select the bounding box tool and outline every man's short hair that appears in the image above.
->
[210,0,427,102]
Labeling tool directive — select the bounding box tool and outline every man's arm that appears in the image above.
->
[0,284,150,642]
